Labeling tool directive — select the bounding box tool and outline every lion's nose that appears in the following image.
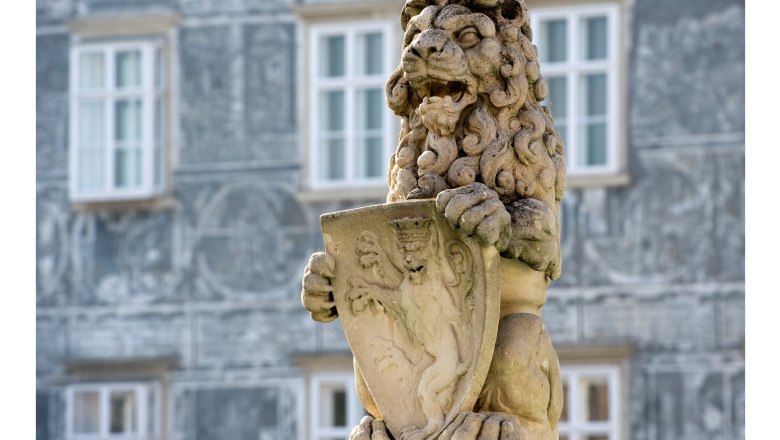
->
[409,30,449,60]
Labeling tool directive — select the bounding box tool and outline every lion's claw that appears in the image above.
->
[436,183,511,252]
[301,252,338,322]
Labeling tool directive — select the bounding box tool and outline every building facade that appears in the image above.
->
[36,0,745,439]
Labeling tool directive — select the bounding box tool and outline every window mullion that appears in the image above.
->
[69,47,79,198]
[66,388,74,438]
[143,44,155,195]
[106,48,115,193]
[310,376,321,440]
[345,29,356,184]
[309,29,320,187]
[567,68,577,171]
[100,388,109,437]
[608,7,619,175]
[609,369,620,439]
[569,371,580,426]
[137,385,147,437]
[566,13,579,171]
[383,25,394,183]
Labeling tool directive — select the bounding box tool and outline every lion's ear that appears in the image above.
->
[401,0,432,31]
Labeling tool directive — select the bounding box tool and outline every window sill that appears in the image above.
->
[555,343,635,363]
[293,1,400,20]
[65,355,179,376]
[70,194,176,213]
[565,171,630,189]
[299,186,388,203]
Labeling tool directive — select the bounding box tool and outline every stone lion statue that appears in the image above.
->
[386,0,566,281]
[303,1,565,439]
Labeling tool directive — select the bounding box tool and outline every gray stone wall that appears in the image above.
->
[36,1,744,439]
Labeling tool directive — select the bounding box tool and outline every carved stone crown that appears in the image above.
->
[392,217,433,244]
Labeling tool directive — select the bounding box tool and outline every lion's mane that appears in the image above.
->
[384,0,566,279]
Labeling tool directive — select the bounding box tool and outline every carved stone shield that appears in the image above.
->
[321,200,501,440]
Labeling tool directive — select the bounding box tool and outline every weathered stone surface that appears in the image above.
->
[36,390,64,440]
[321,200,501,438]
[79,0,176,14]
[68,311,185,359]
[34,0,745,438]
[179,0,294,15]
[244,23,296,137]
[36,34,69,174]
[627,354,744,440]
[192,181,310,298]
[195,306,313,368]
[581,291,717,351]
[179,26,242,164]
[718,290,745,349]
[566,148,744,287]
[384,0,566,280]
[179,22,298,165]
[630,1,744,139]
[302,2,567,439]
[36,0,73,24]
[36,316,67,376]
[541,295,578,345]
[174,386,298,440]
[69,210,178,305]
[37,186,70,306]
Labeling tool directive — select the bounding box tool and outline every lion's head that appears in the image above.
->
[385,0,566,215]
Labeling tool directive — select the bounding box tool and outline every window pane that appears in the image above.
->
[580,376,610,421]
[115,148,142,188]
[115,99,142,142]
[357,88,383,131]
[79,100,105,145]
[320,139,346,181]
[582,122,607,166]
[109,390,138,434]
[79,52,105,89]
[356,137,383,179]
[581,73,607,117]
[155,98,164,188]
[115,98,143,187]
[546,76,567,119]
[332,390,347,427]
[78,100,106,191]
[320,35,346,77]
[320,91,345,131]
[155,46,163,89]
[318,384,348,426]
[582,16,608,60]
[79,148,105,191]
[357,32,383,75]
[540,19,567,63]
[116,49,142,88]
[73,391,101,434]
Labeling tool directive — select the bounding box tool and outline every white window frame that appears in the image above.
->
[65,381,162,440]
[69,40,167,203]
[308,21,396,190]
[309,371,365,440]
[530,3,621,177]
[558,364,621,440]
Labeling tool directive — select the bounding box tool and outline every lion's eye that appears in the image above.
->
[404,28,422,47]
[456,27,480,48]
